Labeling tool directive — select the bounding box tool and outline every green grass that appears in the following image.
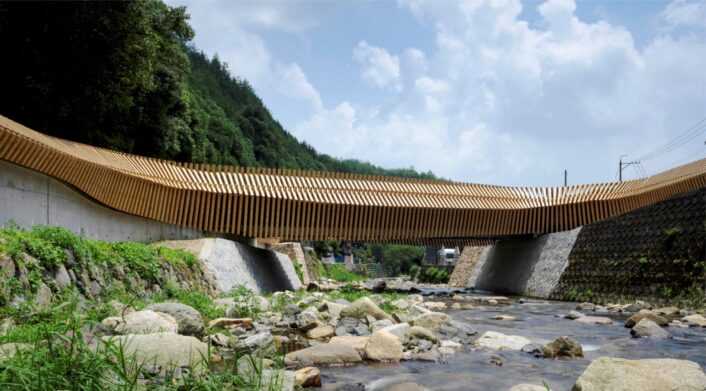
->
[323,264,365,282]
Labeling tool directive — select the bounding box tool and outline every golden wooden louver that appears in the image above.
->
[1,115,705,246]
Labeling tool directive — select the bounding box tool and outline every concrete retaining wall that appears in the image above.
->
[162,238,302,294]
[468,228,580,298]
[0,160,203,242]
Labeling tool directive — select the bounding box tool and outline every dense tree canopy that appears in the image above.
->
[0,0,436,179]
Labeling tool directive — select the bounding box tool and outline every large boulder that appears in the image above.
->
[625,310,668,328]
[364,330,403,362]
[102,310,178,334]
[682,314,706,327]
[630,318,669,339]
[541,336,583,358]
[104,333,208,373]
[475,331,531,350]
[412,312,451,331]
[573,316,613,325]
[329,336,370,351]
[144,302,204,336]
[573,357,706,391]
[381,323,411,343]
[285,343,363,367]
[340,297,392,321]
[410,326,438,342]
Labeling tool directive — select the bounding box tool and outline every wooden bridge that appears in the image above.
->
[1,115,705,246]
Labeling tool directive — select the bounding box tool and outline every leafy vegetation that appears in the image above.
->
[410,265,451,284]
[0,0,436,179]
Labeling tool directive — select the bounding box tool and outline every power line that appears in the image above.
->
[634,117,706,162]
[652,146,706,173]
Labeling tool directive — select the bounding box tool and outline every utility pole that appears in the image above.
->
[619,154,639,182]
[564,169,567,187]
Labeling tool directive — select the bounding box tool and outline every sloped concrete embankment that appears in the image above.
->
[162,238,302,294]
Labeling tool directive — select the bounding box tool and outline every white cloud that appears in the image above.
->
[293,0,706,185]
[661,0,706,29]
[275,63,322,109]
[353,41,401,89]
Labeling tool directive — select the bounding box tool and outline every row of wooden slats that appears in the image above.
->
[1,115,706,245]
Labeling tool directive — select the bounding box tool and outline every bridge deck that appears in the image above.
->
[1,116,705,245]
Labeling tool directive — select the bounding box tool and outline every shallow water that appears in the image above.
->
[319,290,706,391]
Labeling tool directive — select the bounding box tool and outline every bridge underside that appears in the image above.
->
[2,115,705,246]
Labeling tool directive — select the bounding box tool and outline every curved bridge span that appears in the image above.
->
[1,116,705,246]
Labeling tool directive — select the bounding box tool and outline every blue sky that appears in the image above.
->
[167,0,706,187]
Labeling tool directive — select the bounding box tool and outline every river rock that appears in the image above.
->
[105,332,208,373]
[307,325,334,339]
[295,366,321,387]
[573,316,613,325]
[493,314,516,321]
[340,297,392,321]
[624,310,668,328]
[336,383,366,391]
[370,280,386,293]
[630,318,669,338]
[475,331,531,350]
[390,299,410,310]
[102,310,179,334]
[145,302,204,336]
[284,343,363,366]
[541,336,583,358]
[412,312,451,331]
[364,330,403,362]
[371,319,394,331]
[381,323,411,343]
[565,310,585,320]
[238,332,273,350]
[682,314,706,327]
[573,356,706,391]
[386,382,427,391]
[422,302,447,310]
[625,300,649,312]
[653,306,679,315]
[329,335,369,351]
[410,325,438,342]
[508,385,549,391]
[335,317,369,336]
[576,302,595,311]
[208,317,253,329]
[323,301,346,321]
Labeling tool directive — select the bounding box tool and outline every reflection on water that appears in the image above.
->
[319,289,706,391]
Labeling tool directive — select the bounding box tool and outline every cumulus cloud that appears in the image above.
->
[353,41,401,89]
[293,0,706,185]
[275,63,322,109]
[661,0,706,29]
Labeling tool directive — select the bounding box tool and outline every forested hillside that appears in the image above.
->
[0,0,435,179]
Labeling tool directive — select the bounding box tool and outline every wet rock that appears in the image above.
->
[104,332,208,374]
[492,314,516,321]
[436,320,477,344]
[682,314,706,327]
[576,302,595,311]
[450,303,462,310]
[295,366,321,388]
[487,299,498,305]
[573,316,613,325]
[412,312,451,331]
[410,325,438,343]
[307,325,334,339]
[421,302,447,310]
[573,357,706,391]
[475,331,531,350]
[145,302,204,336]
[329,335,369,351]
[564,310,585,320]
[284,343,363,366]
[340,297,392,321]
[335,317,369,336]
[364,329,403,362]
[625,310,668,328]
[102,310,179,334]
[631,319,669,339]
[521,343,543,356]
[413,348,441,362]
[541,336,583,358]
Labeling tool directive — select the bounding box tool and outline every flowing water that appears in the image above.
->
[318,289,706,391]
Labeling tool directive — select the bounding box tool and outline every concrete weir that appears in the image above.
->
[469,228,581,298]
